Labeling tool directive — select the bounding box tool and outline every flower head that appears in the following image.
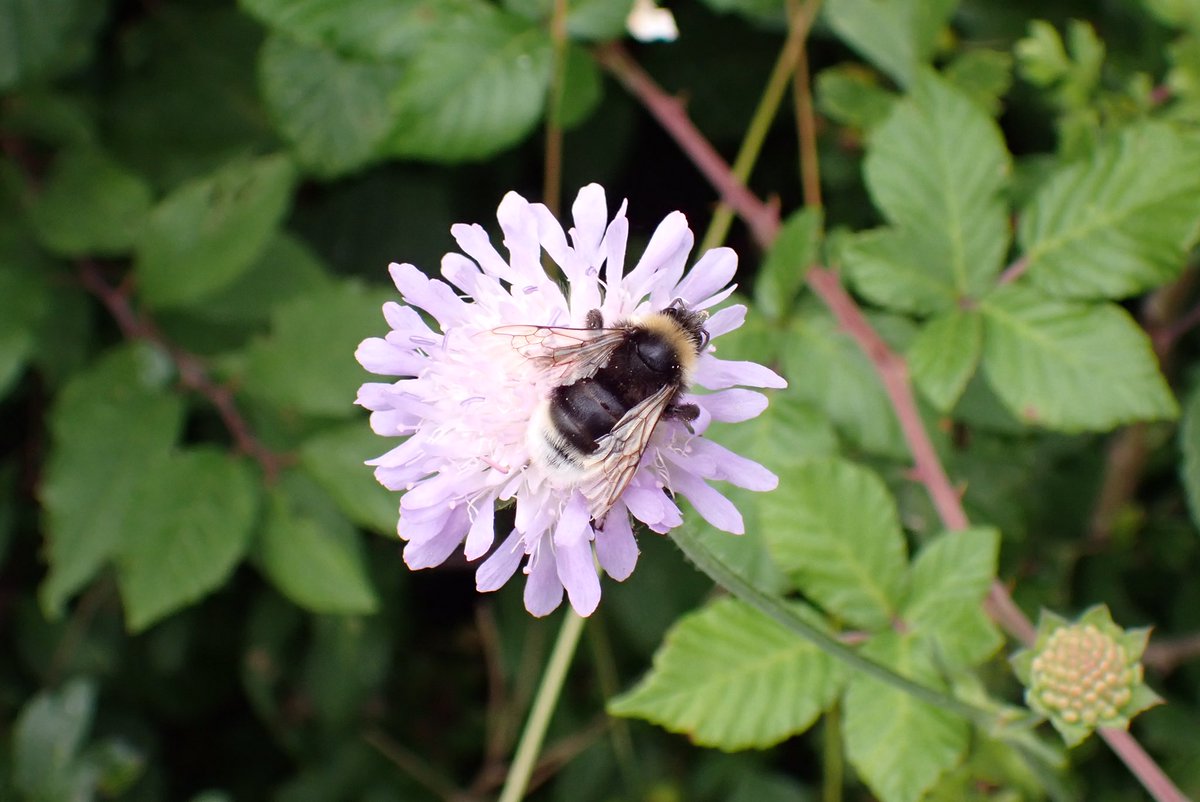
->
[1010,605,1162,746]
[356,184,785,617]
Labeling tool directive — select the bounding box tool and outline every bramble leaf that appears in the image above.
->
[116,449,260,632]
[135,153,296,309]
[848,72,1011,313]
[908,308,983,412]
[609,597,843,749]
[1019,122,1200,300]
[903,527,1002,668]
[256,475,379,615]
[844,632,969,802]
[27,147,154,256]
[259,33,404,178]
[387,7,552,162]
[979,285,1177,431]
[823,0,956,87]
[755,207,822,321]
[240,280,392,418]
[761,458,908,629]
[39,345,184,617]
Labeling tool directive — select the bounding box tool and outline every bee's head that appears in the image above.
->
[661,299,710,353]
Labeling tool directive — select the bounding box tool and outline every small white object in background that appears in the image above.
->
[627,0,679,42]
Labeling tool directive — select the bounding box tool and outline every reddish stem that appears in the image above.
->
[77,260,288,481]
[593,43,781,249]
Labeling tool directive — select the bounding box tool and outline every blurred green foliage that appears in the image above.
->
[3,0,1200,800]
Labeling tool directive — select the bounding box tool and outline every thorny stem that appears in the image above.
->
[76,260,289,481]
[595,43,781,250]
[599,41,1191,802]
[497,611,586,802]
[697,0,820,255]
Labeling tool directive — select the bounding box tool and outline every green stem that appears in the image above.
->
[586,611,642,794]
[498,610,587,802]
[822,702,843,802]
[667,526,992,726]
[698,0,819,254]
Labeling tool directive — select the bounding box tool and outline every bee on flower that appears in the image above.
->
[355,184,784,617]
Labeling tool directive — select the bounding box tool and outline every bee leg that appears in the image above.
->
[666,402,701,432]
[585,309,604,329]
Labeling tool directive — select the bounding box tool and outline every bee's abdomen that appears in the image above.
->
[549,380,625,455]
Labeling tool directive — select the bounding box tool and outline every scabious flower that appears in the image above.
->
[356,184,785,617]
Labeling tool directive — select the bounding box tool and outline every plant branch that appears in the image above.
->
[698,0,820,254]
[497,610,586,802]
[788,0,823,209]
[1144,630,1200,675]
[595,42,781,249]
[76,260,288,481]
[602,43,1192,802]
[542,0,569,216]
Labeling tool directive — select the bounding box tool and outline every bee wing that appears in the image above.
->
[493,324,626,385]
[578,383,676,525]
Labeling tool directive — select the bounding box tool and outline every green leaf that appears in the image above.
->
[0,238,51,399]
[1180,385,1200,532]
[387,8,552,162]
[556,44,603,129]
[822,0,956,87]
[908,308,983,412]
[39,345,184,618]
[853,72,1011,311]
[241,280,391,418]
[1018,122,1200,300]
[1014,20,1071,85]
[943,49,1014,116]
[0,0,104,89]
[755,207,822,321]
[116,450,260,632]
[843,632,969,802]
[12,678,96,800]
[27,147,154,257]
[185,232,333,326]
[239,0,483,60]
[298,422,398,535]
[783,309,908,458]
[135,153,296,309]
[609,597,843,749]
[903,528,1002,668]
[815,65,897,131]
[257,474,379,614]
[843,227,959,316]
[259,33,404,178]
[761,458,908,629]
[979,285,1177,431]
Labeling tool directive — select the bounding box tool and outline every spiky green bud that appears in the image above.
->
[1010,605,1161,746]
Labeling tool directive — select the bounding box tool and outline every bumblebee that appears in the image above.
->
[499,301,710,524]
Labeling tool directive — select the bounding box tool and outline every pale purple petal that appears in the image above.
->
[695,388,769,422]
[464,498,496,560]
[624,211,691,297]
[623,483,683,532]
[382,302,432,337]
[532,204,572,270]
[595,502,638,581]
[451,223,515,282]
[670,470,744,534]
[695,355,787,389]
[389,263,469,328]
[497,192,543,278]
[524,544,564,617]
[404,507,469,568]
[603,201,629,292]
[477,530,525,591]
[706,304,747,338]
[667,438,778,491]
[552,493,598,615]
[442,253,502,301]
[673,247,736,305]
[570,184,608,265]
